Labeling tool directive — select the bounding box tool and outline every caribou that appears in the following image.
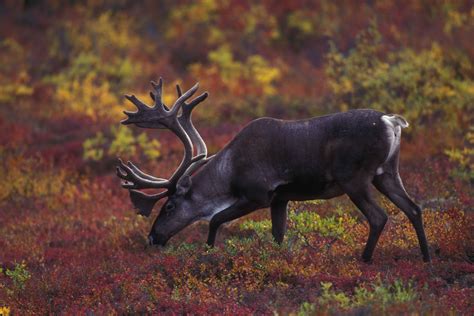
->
[116,78,431,262]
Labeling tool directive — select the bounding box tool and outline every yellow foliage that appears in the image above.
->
[0,306,10,316]
[46,9,142,119]
[287,2,340,37]
[167,1,279,46]
[83,132,106,160]
[53,11,139,57]
[287,11,314,35]
[55,73,123,121]
[445,126,474,181]
[326,25,474,130]
[444,6,474,34]
[191,45,281,97]
[83,125,161,162]
[0,39,33,103]
[108,125,137,157]
[0,153,78,209]
[136,133,161,160]
[247,55,281,95]
[243,4,279,39]
[166,0,219,40]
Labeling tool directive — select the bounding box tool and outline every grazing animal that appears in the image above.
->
[116,78,430,263]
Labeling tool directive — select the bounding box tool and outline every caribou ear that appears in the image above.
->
[176,175,192,196]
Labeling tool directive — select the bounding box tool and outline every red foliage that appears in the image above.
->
[0,0,473,314]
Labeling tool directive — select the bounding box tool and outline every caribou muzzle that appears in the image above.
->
[148,233,169,247]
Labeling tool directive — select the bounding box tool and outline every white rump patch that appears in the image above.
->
[381,114,407,163]
[382,114,409,128]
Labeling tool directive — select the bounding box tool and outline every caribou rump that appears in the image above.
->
[116,78,430,263]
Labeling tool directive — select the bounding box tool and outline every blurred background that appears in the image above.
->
[0,0,472,178]
[0,1,473,314]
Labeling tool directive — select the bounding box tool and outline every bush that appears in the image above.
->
[445,126,474,182]
[299,278,419,313]
[325,22,474,132]
[83,125,161,162]
[2,261,31,292]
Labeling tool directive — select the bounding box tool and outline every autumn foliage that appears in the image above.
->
[0,0,473,314]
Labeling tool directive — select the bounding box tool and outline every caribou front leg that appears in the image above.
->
[207,199,259,246]
[270,199,289,244]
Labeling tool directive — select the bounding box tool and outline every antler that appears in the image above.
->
[176,83,215,175]
[116,78,211,216]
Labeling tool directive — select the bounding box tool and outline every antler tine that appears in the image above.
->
[176,83,210,158]
[176,84,182,97]
[151,77,163,96]
[158,83,205,184]
[169,82,199,115]
[187,92,209,110]
[180,93,209,157]
[124,94,150,112]
[126,161,166,182]
[116,158,171,190]
[150,78,170,113]
[116,158,172,216]
[166,123,194,185]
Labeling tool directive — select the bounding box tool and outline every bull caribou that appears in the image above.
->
[116,78,430,262]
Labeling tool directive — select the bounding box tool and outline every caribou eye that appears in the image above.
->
[165,202,175,212]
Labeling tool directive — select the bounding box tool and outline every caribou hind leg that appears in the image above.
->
[339,177,388,263]
[373,172,431,262]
